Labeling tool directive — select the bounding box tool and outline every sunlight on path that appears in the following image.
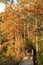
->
[19,56,33,65]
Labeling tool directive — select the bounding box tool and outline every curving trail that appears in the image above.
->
[19,56,33,65]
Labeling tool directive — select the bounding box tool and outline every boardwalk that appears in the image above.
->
[19,56,33,65]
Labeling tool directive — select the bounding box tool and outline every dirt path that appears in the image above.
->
[19,56,33,65]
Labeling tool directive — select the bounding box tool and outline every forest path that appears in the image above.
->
[19,56,33,65]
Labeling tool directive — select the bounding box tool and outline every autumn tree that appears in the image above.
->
[0,0,43,65]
